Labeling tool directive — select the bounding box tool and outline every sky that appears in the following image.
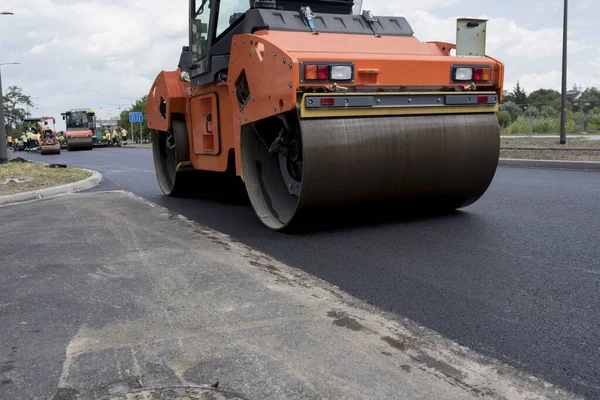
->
[0,0,599,130]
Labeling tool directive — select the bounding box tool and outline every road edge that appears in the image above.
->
[499,158,600,171]
[0,168,103,206]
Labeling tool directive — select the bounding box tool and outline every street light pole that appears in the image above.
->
[559,0,568,145]
[0,62,21,164]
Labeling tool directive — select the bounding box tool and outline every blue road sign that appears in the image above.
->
[129,112,144,123]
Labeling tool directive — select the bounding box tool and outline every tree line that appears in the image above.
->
[5,83,600,139]
[499,83,600,134]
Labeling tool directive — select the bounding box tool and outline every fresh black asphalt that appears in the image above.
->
[17,147,600,397]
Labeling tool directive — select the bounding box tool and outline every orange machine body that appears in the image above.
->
[147,29,504,177]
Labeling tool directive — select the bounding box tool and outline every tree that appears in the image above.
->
[2,86,33,137]
[499,100,522,122]
[578,87,600,113]
[118,96,149,142]
[528,89,560,112]
[511,81,528,106]
[497,111,511,128]
[504,81,528,106]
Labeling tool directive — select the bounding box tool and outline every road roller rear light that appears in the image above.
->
[304,65,318,80]
[317,65,329,80]
[303,63,354,82]
[454,67,473,81]
[452,65,492,83]
[320,97,335,106]
[330,65,352,80]
[473,67,492,81]
[477,96,489,103]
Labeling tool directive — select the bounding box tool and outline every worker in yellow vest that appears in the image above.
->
[26,131,34,151]
[121,128,128,144]
[111,129,119,146]
[103,129,111,145]
[20,132,28,151]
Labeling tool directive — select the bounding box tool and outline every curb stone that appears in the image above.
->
[0,169,103,206]
[499,158,600,171]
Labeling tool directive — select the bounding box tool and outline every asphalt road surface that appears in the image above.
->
[18,147,600,397]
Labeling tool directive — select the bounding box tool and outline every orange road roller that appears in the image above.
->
[147,0,504,230]
[61,109,95,151]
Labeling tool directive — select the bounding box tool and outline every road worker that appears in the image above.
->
[26,130,36,151]
[103,129,111,145]
[42,121,53,140]
[111,129,119,146]
[6,135,13,150]
[121,128,128,144]
[20,132,28,151]
[34,132,41,150]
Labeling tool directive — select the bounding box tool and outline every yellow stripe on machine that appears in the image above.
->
[299,92,499,119]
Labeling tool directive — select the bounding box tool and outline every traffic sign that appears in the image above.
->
[129,112,143,123]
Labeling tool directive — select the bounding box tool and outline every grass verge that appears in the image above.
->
[500,138,600,161]
[0,160,92,196]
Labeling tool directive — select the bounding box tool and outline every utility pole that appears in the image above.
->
[579,101,584,133]
[121,97,137,143]
[559,0,568,145]
[0,61,20,164]
[110,103,127,132]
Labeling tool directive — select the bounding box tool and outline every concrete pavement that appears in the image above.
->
[17,147,600,398]
[0,191,576,399]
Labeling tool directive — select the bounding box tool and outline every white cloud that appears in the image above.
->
[28,43,47,55]
[513,69,600,94]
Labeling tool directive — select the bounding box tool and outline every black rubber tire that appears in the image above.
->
[152,120,245,200]
[152,120,193,197]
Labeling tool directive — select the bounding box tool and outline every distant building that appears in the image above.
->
[96,119,119,130]
[567,86,582,101]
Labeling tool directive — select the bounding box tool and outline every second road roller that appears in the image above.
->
[147,0,504,230]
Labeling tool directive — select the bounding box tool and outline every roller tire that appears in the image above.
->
[152,120,194,197]
[152,121,245,200]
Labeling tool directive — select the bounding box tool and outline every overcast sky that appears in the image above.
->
[1,0,599,130]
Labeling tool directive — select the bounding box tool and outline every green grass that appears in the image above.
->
[0,160,92,196]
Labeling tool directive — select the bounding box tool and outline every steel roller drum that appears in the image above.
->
[67,137,93,151]
[242,113,500,230]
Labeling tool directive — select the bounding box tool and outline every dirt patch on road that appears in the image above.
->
[0,159,91,196]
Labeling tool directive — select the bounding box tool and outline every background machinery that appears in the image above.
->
[38,116,60,155]
[61,109,96,151]
[147,0,504,230]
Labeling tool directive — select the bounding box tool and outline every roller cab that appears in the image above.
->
[147,0,504,230]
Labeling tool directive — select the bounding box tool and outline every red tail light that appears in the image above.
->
[317,66,329,80]
[477,96,489,103]
[320,98,335,106]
